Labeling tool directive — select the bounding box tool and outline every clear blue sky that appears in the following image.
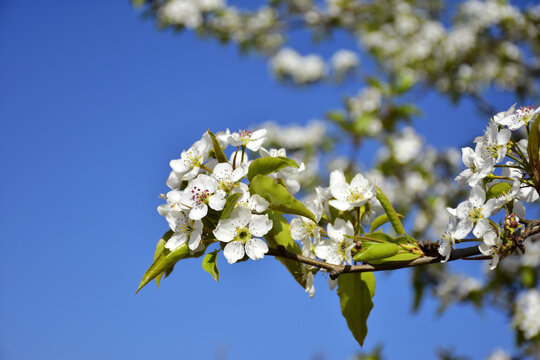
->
[0,1,523,359]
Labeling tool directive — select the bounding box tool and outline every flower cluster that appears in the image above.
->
[439,104,540,269]
[158,128,275,264]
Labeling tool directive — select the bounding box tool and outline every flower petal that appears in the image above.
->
[223,241,245,264]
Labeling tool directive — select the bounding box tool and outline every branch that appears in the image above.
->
[267,219,540,279]
[267,245,480,280]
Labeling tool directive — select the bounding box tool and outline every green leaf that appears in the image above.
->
[208,130,228,163]
[153,231,171,288]
[247,157,298,181]
[136,242,190,294]
[202,250,220,282]
[363,232,407,244]
[369,214,402,233]
[337,272,376,347]
[375,187,405,236]
[354,243,400,262]
[368,252,420,265]
[220,192,242,220]
[249,175,316,222]
[486,182,513,200]
[527,111,540,194]
[264,210,308,289]
[326,110,346,124]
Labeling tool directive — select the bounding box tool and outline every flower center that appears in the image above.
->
[468,207,483,223]
[336,239,351,259]
[347,186,365,202]
[516,106,535,124]
[235,227,252,244]
[191,186,210,204]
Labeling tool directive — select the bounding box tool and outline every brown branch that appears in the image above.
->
[267,219,540,279]
[267,245,481,280]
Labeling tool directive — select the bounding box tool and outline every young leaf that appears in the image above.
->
[353,243,400,262]
[207,130,228,163]
[202,250,220,282]
[363,232,407,244]
[264,210,308,289]
[220,192,242,220]
[486,182,512,200]
[527,112,540,194]
[368,252,420,265]
[249,175,316,222]
[337,272,376,347]
[136,242,190,294]
[153,231,171,288]
[375,187,406,235]
[369,213,403,233]
[247,157,298,181]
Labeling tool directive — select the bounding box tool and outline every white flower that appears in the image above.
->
[260,147,304,194]
[328,170,375,211]
[159,0,202,28]
[169,134,211,182]
[181,174,226,220]
[486,348,510,360]
[438,215,458,262]
[213,206,273,264]
[494,104,539,130]
[331,49,359,75]
[164,211,204,251]
[228,129,267,151]
[290,200,323,258]
[212,162,247,193]
[455,147,494,187]
[314,219,355,265]
[235,183,270,213]
[478,230,502,270]
[393,127,423,164]
[448,185,499,239]
[474,124,511,163]
[513,289,540,339]
[305,271,315,298]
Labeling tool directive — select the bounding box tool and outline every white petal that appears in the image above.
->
[329,169,346,187]
[213,219,236,242]
[473,218,490,238]
[328,199,352,211]
[189,204,208,220]
[245,237,269,260]
[454,219,473,239]
[209,191,226,211]
[328,277,338,291]
[249,214,273,237]
[188,229,202,250]
[213,163,233,181]
[248,194,269,213]
[165,233,187,250]
[223,241,245,264]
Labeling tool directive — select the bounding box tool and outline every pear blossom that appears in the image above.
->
[328,170,374,211]
[331,49,359,75]
[228,129,267,151]
[448,185,499,239]
[164,211,204,251]
[169,134,211,182]
[181,174,226,220]
[233,183,270,213]
[494,104,540,130]
[290,200,323,257]
[454,147,493,187]
[212,162,247,193]
[438,215,458,262]
[314,219,355,265]
[260,147,305,194]
[213,206,273,264]
[478,230,502,270]
[513,289,540,339]
[473,124,511,164]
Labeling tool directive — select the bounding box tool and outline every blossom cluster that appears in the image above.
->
[142,0,540,95]
[438,104,540,269]
[155,125,398,297]
[158,128,274,264]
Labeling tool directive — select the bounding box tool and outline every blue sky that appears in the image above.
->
[0,1,525,359]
